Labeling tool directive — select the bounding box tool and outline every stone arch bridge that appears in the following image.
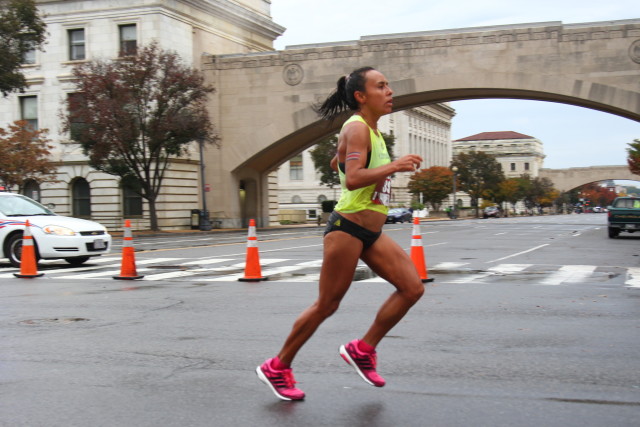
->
[540,165,638,192]
[201,19,640,227]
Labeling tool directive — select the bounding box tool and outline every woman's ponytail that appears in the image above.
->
[315,66,375,121]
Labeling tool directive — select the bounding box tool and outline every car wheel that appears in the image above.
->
[5,232,40,268]
[65,256,90,266]
[608,227,619,238]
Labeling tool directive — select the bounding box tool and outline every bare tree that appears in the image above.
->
[62,42,217,230]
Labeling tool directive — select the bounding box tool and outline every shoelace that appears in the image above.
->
[363,351,377,370]
[352,346,377,370]
[281,369,297,388]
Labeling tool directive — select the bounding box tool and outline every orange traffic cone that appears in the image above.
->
[238,219,267,282]
[410,217,433,283]
[14,220,44,278]
[113,219,144,280]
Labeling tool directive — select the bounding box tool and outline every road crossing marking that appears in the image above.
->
[2,258,639,288]
[626,268,640,288]
[540,265,597,286]
[488,264,530,274]
[55,258,184,279]
[432,262,468,269]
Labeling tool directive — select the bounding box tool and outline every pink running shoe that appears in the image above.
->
[256,358,305,401]
[339,340,386,387]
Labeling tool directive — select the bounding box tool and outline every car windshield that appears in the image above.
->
[0,195,55,216]
[614,199,640,208]
[389,209,401,213]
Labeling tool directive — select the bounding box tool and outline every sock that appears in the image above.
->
[271,356,290,370]
[357,339,375,353]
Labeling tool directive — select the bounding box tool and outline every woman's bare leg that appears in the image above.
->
[277,231,363,366]
[359,233,424,348]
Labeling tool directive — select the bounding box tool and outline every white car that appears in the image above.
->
[0,192,112,267]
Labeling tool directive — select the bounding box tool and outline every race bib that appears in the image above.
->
[371,176,392,206]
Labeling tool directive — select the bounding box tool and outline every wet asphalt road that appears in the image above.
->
[1,214,639,426]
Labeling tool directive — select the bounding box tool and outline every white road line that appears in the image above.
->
[488,264,531,273]
[540,265,597,286]
[55,258,184,279]
[180,258,235,266]
[200,265,310,281]
[486,244,549,263]
[449,273,492,284]
[433,262,468,270]
[625,268,640,288]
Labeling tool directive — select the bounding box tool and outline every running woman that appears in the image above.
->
[257,67,425,401]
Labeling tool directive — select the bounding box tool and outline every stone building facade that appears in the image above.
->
[276,104,456,221]
[453,131,546,178]
[0,0,283,230]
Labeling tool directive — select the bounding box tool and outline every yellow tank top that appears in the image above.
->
[334,115,392,215]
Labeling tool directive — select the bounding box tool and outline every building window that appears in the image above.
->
[22,41,36,64]
[292,195,302,203]
[510,163,516,171]
[23,180,40,202]
[66,93,86,140]
[524,162,530,171]
[72,178,91,217]
[122,184,143,217]
[289,154,303,180]
[317,195,327,203]
[68,29,85,60]
[119,24,137,57]
[20,96,38,130]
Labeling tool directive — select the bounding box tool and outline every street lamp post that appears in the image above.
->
[451,166,458,219]
[198,138,213,231]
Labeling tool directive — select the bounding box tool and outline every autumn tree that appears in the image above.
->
[0,0,47,96]
[0,120,56,190]
[496,178,522,215]
[407,166,453,211]
[451,151,505,217]
[63,42,217,230]
[517,174,557,212]
[578,182,617,208]
[627,138,640,176]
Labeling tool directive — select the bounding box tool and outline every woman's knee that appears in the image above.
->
[313,299,341,319]
[402,281,425,304]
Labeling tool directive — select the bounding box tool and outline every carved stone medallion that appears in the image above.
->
[283,63,304,86]
[630,39,640,64]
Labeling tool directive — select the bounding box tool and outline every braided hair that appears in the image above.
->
[315,66,375,120]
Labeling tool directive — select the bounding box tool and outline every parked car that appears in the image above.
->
[607,196,640,238]
[386,208,413,223]
[0,192,112,267]
[483,206,501,218]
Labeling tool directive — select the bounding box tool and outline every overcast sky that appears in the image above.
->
[270,0,639,175]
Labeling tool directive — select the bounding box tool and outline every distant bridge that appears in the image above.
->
[539,165,638,192]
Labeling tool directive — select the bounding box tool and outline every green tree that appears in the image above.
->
[0,120,56,190]
[451,151,505,217]
[62,42,217,230]
[0,0,47,96]
[407,166,453,211]
[627,138,640,176]
[309,135,339,190]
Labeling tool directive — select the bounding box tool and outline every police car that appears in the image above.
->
[0,192,111,267]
